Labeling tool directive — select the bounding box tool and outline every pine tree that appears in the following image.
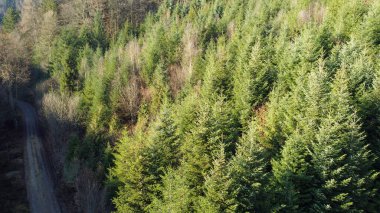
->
[112,132,155,212]
[2,7,19,33]
[272,130,320,212]
[195,145,236,213]
[228,120,270,212]
[149,169,194,213]
[50,29,82,93]
[312,68,378,211]
[179,100,215,195]
[272,63,329,212]
[148,107,181,170]
[358,68,380,211]
[112,106,181,212]
[233,41,275,128]
[202,39,230,99]
[141,24,167,83]
[360,0,380,46]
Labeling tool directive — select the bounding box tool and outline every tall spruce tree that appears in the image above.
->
[149,169,194,213]
[195,145,236,213]
[272,63,329,212]
[312,68,378,212]
[112,132,153,212]
[233,41,275,128]
[2,7,19,33]
[228,120,270,212]
[272,131,321,212]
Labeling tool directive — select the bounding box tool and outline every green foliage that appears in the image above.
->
[361,1,380,46]
[79,13,108,51]
[272,131,320,212]
[178,96,239,200]
[112,106,181,212]
[41,0,57,12]
[195,146,236,213]
[202,39,231,98]
[50,29,82,93]
[112,132,154,212]
[312,68,378,212]
[26,0,380,212]
[233,41,276,127]
[1,7,19,33]
[149,169,193,212]
[228,122,270,212]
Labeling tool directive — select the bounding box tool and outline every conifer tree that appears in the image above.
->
[50,30,82,93]
[112,106,181,212]
[202,39,230,98]
[359,69,380,211]
[149,169,194,213]
[2,7,19,33]
[196,145,236,213]
[112,133,152,212]
[179,96,239,201]
[228,120,270,212]
[272,131,320,212]
[312,68,378,212]
[359,0,380,46]
[149,107,180,168]
[272,63,329,212]
[233,41,275,128]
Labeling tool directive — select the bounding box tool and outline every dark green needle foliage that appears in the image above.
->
[1,7,19,33]
[228,121,270,212]
[18,0,380,212]
[312,68,379,212]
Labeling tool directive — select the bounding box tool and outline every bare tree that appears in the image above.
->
[60,0,160,37]
[0,33,30,109]
[118,74,142,123]
[19,0,39,48]
[34,10,58,68]
[75,167,106,213]
[41,91,80,165]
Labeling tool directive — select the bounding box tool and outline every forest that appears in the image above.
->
[0,0,380,212]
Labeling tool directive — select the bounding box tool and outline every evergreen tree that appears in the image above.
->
[312,68,378,212]
[233,41,275,128]
[272,131,320,212]
[272,63,329,212]
[112,106,181,212]
[202,39,230,98]
[2,7,19,33]
[179,96,239,199]
[195,145,236,213]
[141,24,167,83]
[20,0,380,212]
[148,107,181,170]
[41,0,57,13]
[112,132,154,212]
[50,29,82,93]
[149,169,194,213]
[228,120,270,212]
[362,1,380,46]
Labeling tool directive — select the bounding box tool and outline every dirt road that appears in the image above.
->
[16,100,61,213]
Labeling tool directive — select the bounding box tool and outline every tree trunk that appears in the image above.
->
[8,86,14,110]
[8,85,19,127]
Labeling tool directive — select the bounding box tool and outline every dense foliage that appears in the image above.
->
[1,0,380,212]
[105,0,380,211]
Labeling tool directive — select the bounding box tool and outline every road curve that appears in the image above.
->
[16,100,61,213]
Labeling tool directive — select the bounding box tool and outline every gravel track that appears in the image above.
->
[17,100,61,213]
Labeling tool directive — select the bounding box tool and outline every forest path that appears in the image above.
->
[16,100,61,213]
